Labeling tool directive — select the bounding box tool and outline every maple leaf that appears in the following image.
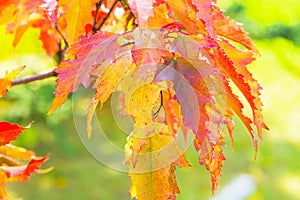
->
[108,62,192,198]
[15,17,61,57]
[218,39,269,138]
[126,116,190,200]
[58,0,99,44]
[0,122,49,199]
[205,134,226,193]
[9,17,58,57]
[127,0,155,27]
[214,46,268,140]
[0,0,61,57]
[2,155,49,182]
[129,165,179,200]
[124,84,190,200]
[47,31,114,115]
[47,23,267,197]
[0,0,269,199]
[0,122,28,145]
[0,66,25,97]
[86,54,134,138]
[148,3,174,28]
[0,0,43,24]
[165,0,206,34]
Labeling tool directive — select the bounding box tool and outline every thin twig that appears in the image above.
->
[153,91,163,118]
[55,25,69,48]
[92,0,105,34]
[97,0,119,30]
[12,70,57,85]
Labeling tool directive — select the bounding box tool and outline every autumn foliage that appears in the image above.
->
[0,122,48,199]
[0,0,268,199]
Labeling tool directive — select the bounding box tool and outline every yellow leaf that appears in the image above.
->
[86,55,134,137]
[126,124,190,199]
[94,54,134,107]
[0,66,25,97]
[127,84,162,125]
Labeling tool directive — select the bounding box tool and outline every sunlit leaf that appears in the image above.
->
[0,66,25,97]
[127,0,155,27]
[0,121,28,145]
[0,122,49,199]
[47,31,113,115]
[0,0,268,198]
[58,0,98,44]
[3,155,49,182]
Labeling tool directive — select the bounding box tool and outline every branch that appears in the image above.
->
[12,70,57,86]
[98,0,119,30]
[55,25,69,48]
[92,0,105,34]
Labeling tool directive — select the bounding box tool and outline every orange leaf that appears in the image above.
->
[165,0,206,34]
[58,0,98,44]
[0,0,43,26]
[0,66,25,97]
[219,39,269,138]
[148,3,174,28]
[206,135,226,193]
[86,55,134,137]
[1,0,61,57]
[215,46,268,139]
[0,170,8,199]
[38,24,60,57]
[213,8,259,54]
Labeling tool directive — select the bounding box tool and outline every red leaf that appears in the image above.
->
[39,28,60,57]
[0,121,50,199]
[224,80,258,153]
[2,155,49,182]
[47,31,113,115]
[0,122,29,145]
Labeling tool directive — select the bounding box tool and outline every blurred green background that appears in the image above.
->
[1,0,300,199]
